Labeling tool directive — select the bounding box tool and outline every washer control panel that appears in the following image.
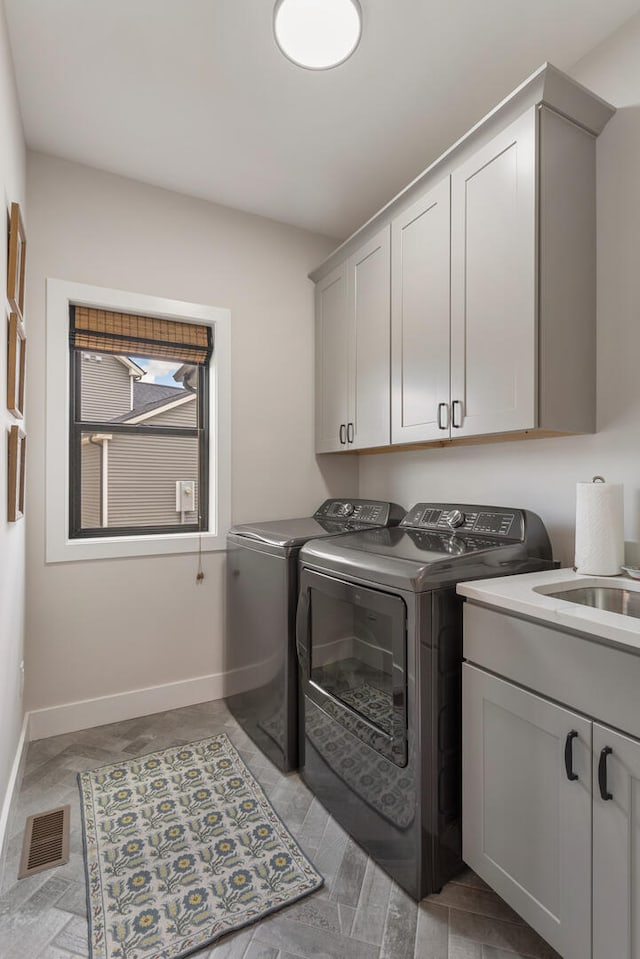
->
[401,503,521,540]
[315,499,399,526]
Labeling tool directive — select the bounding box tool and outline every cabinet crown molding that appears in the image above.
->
[310,61,615,283]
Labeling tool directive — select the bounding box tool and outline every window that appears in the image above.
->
[46,280,231,561]
[68,306,212,538]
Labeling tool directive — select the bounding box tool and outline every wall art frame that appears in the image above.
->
[7,312,26,418]
[8,424,26,522]
[7,201,26,319]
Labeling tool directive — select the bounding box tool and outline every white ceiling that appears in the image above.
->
[4,0,640,240]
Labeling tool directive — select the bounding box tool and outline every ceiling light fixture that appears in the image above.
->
[273,0,362,71]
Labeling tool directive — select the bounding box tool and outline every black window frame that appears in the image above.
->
[69,338,210,540]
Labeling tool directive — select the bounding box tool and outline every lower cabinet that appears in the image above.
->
[463,662,640,959]
[592,723,640,959]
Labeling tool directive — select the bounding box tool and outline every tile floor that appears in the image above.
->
[0,700,561,958]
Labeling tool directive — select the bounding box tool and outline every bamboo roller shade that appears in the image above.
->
[70,307,213,364]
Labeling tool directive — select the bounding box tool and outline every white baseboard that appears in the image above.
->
[0,713,29,889]
[28,660,270,741]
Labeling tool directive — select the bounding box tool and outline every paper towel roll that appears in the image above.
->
[574,478,624,575]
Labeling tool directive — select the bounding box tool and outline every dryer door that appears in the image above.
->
[298,568,407,766]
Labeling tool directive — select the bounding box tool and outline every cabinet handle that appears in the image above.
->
[564,730,579,781]
[339,424,346,445]
[452,399,463,428]
[437,402,449,430]
[347,422,354,443]
[598,746,613,801]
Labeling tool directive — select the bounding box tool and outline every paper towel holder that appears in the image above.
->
[574,474,625,576]
[572,475,606,571]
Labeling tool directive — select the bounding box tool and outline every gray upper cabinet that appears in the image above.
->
[315,226,390,453]
[315,263,349,453]
[450,104,602,439]
[449,110,537,438]
[311,64,615,454]
[348,227,391,450]
[391,178,450,444]
[391,110,537,445]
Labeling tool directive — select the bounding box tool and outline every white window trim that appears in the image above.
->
[45,278,231,562]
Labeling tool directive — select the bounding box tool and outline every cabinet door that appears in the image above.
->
[463,664,591,959]
[391,177,450,444]
[315,264,349,453]
[347,226,390,450]
[593,723,640,959]
[450,109,537,437]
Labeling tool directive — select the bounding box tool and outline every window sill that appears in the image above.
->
[46,530,227,563]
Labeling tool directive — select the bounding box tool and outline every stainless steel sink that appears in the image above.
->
[545,586,640,620]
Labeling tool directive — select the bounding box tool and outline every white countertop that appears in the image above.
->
[457,567,640,654]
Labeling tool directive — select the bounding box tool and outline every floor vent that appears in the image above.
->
[18,805,70,879]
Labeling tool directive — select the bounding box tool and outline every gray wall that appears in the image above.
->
[24,152,357,722]
[0,0,27,835]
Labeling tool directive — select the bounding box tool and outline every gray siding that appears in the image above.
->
[105,433,199,528]
[144,396,197,427]
[81,439,101,528]
[81,353,131,420]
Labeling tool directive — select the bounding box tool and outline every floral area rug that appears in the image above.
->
[77,734,323,959]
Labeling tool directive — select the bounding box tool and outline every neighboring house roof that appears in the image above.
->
[134,381,184,409]
[110,381,194,423]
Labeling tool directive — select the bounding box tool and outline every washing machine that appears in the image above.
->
[296,502,555,899]
[225,499,405,772]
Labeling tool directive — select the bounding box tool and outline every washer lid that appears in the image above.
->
[227,499,406,550]
[228,516,368,550]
